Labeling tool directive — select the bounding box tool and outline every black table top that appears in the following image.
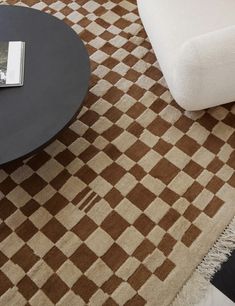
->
[0,5,90,165]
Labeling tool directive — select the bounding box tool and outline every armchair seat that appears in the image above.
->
[138,0,235,110]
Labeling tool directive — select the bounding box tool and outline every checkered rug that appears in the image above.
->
[0,1,235,305]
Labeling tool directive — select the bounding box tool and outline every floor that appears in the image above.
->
[211,249,235,304]
[197,248,235,305]
[197,284,234,306]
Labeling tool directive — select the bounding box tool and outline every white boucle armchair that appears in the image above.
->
[137,0,235,111]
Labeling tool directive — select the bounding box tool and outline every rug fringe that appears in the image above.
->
[171,272,209,306]
[171,216,235,306]
[197,216,235,281]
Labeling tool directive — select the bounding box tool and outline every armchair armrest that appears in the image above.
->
[173,26,235,110]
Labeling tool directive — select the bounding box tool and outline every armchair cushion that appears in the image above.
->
[138,0,235,110]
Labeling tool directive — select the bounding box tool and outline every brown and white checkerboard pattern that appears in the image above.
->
[0,1,235,305]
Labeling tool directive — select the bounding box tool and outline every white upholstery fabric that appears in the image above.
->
[137,0,235,110]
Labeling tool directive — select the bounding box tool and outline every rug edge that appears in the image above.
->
[171,215,235,306]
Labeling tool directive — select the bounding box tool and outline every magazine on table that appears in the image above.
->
[0,41,25,87]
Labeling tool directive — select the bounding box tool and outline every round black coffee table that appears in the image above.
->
[0,5,90,165]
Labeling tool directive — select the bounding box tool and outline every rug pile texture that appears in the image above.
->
[0,1,235,305]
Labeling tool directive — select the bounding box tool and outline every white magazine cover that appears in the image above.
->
[0,41,25,87]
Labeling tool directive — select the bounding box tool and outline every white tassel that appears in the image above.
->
[197,218,235,280]
[171,216,235,306]
[172,272,210,306]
